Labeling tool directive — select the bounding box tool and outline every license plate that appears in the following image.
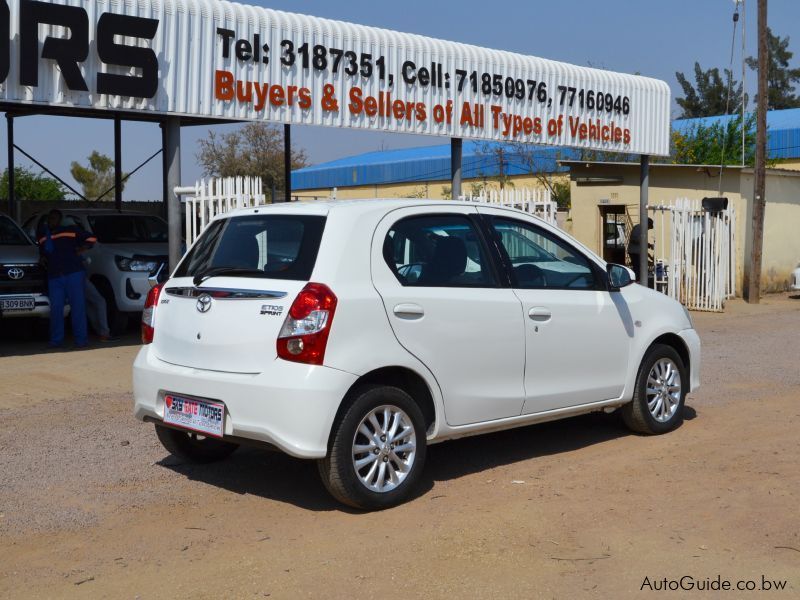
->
[163,394,225,438]
[0,297,34,311]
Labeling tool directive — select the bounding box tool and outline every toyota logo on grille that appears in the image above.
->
[196,294,212,313]
[7,267,24,280]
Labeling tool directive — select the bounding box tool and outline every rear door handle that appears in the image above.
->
[528,307,552,322]
[393,303,425,319]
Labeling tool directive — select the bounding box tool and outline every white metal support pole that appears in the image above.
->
[164,117,182,271]
[639,154,650,285]
[451,138,462,200]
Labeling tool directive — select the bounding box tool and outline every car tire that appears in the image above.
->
[318,385,427,510]
[622,344,687,435]
[154,424,239,463]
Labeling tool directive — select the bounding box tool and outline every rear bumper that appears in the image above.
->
[132,346,358,458]
[678,327,701,393]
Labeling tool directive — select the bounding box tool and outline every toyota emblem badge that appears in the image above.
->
[7,267,24,280]
[196,293,212,313]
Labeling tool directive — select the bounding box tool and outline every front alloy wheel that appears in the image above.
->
[646,358,682,423]
[318,385,427,510]
[622,344,687,435]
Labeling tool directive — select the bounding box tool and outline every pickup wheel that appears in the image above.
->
[318,385,427,510]
[154,424,239,463]
[622,344,687,435]
[92,277,129,335]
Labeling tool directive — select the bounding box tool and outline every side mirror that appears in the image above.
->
[607,263,634,290]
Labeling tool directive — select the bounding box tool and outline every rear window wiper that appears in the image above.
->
[193,267,267,286]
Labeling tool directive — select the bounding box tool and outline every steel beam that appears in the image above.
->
[6,114,14,219]
[164,118,182,271]
[114,115,122,210]
[451,138,462,200]
[284,124,291,203]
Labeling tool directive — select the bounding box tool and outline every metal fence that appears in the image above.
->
[182,177,266,246]
[460,188,558,228]
[649,198,736,312]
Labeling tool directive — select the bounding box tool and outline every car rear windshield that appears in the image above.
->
[174,214,326,281]
[0,216,31,245]
[87,215,168,243]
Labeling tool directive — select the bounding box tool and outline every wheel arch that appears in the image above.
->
[647,333,691,375]
[333,366,438,439]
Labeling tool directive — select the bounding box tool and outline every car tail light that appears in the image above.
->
[141,284,162,344]
[277,283,337,365]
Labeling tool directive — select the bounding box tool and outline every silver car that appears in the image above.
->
[0,214,51,320]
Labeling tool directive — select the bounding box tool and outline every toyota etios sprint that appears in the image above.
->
[133,200,700,510]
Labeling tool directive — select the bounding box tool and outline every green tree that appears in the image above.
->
[508,143,574,209]
[70,151,126,201]
[197,122,307,190]
[0,167,67,200]
[675,62,744,118]
[671,114,757,166]
[745,28,800,109]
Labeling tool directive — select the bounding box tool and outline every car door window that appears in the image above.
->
[384,214,497,287]
[492,217,596,289]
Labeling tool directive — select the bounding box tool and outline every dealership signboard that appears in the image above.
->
[0,0,671,155]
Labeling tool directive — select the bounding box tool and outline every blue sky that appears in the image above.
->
[3,0,800,201]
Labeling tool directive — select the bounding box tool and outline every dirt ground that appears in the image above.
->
[1,294,799,599]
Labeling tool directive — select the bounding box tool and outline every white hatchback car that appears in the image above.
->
[133,199,700,509]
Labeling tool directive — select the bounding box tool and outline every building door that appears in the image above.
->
[600,206,626,265]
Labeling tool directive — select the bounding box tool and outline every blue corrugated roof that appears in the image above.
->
[672,108,800,160]
[292,141,580,191]
[293,109,800,191]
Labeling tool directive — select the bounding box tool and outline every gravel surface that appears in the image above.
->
[1,294,798,598]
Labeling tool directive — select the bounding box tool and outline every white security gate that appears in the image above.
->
[461,188,558,228]
[649,198,736,312]
[183,177,266,246]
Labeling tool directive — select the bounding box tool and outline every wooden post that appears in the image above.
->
[745,0,768,304]
[639,154,649,285]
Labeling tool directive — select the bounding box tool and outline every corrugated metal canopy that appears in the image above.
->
[1,0,671,155]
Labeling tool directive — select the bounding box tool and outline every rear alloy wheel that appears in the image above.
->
[318,385,427,510]
[154,424,239,463]
[622,344,687,434]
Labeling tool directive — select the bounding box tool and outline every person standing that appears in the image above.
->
[39,209,97,348]
[627,218,654,282]
[84,273,115,342]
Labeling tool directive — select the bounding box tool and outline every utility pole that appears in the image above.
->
[744,0,767,304]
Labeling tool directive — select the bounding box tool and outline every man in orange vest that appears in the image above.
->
[39,209,97,348]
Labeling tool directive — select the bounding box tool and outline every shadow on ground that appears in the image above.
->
[157,404,698,512]
[0,318,140,357]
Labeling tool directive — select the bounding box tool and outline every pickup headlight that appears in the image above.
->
[115,255,159,272]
